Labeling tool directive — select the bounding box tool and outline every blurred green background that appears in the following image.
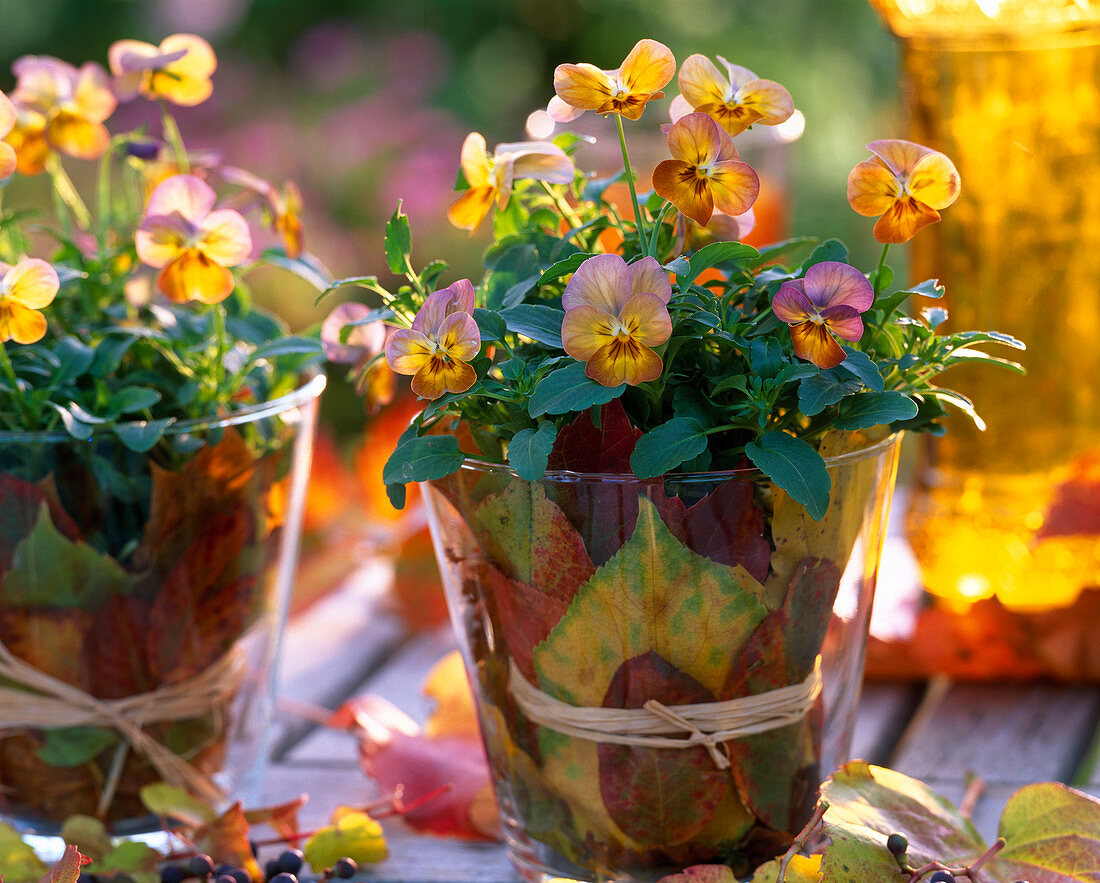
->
[0,0,905,430]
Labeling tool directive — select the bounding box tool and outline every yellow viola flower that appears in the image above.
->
[6,56,116,167]
[560,254,672,387]
[846,139,961,244]
[548,39,675,123]
[385,280,482,400]
[448,133,574,233]
[771,261,874,369]
[670,54,794,137]
[652,112,760,227]
[0,91,16,179]
[109,34,217,106]
[135,174,253,305]
[0,258,60,344]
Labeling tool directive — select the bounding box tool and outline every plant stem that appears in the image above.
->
[874,241,891,296]
[540,180,583,232]
[160,102,190,174]
[648,201,674,259]
[777,799,828,883]
[0,341,36,427]
[45,154,92,230]
[615,114,648,255]
[209,302,227,404]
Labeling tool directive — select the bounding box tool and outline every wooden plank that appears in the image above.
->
[889,682,1100,784]
[849,681,920,766]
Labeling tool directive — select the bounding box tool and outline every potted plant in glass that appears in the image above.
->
[324,39,1022,881]
[0,35,327,832]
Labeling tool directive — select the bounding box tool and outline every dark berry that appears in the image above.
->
[214,876,237,883]
[268,875,298,883]
[333,857,358,879]
[264,859,282,881]
[929,873,955,883]
[162,866,189,883]
[276,849,304,874]
[886,832,908,856]
[188,855,216,878]
[226,870,251,883]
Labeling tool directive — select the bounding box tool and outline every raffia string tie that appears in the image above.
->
[0,638,247,804]
[508,658,822,770]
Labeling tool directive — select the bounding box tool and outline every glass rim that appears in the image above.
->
[0,371,326,443]
[443,430,901,485]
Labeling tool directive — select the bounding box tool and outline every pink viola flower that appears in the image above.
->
[7,55,116,167]
[385,280,482,400]
[0,91,16,179]
[771,261,874,369]
[447,132,574,233]
[561,254,672,387]
[670,55,794,137]
[548,39,675,123]
[0,258,60,344]
[322,302,395,410]
[109,34,217,106]
[135,174,253,305]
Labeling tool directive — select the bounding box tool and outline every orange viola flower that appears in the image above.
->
[135,174,253,305]
[771,261,874,369]
[0,91,16,179]
[560,254,672,387]
[109,34,217,106]
[670,55,794,137]
[322,301,396,412]
[846,139,961,244]
[6,56,116,169]
[548,39,675,123]
[0,258,60,344]
[652,112,760,227]
[221,166,306,258]
[385,280,482,400]
[448,133,574,233]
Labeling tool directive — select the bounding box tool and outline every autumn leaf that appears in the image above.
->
[0,606,94,688]
[658,864,738,883]
[83,594,153,698]
[0,473,81,571]
[303,810,388,870]
[422,650,480,740]
[390,527,447,630]
[243,793,309,842]
[139,782,217,826]
[37,844,90,883]
[547,399,641,473]
[0,822,48,882]
[191,801,263,883]
[750,854,823,882]
[1037,446,1100,538]
[996,782,1100,882]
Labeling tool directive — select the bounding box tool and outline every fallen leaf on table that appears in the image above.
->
[38,844,91,883]
[422,650,479,739]
[0,822,48,882]
[303,809,388,870]
[190,801,263,883]
[243,792,308,841]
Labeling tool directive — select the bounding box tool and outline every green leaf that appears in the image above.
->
[0,822,48,880]
[89,335,135,378]
[528,361,624,417]
[501,304,565,348]
[472,307,507,342]
[47,403,95,440]
[260,248,333,291]
[837,348,885,391]
[304,811,388,870]
[834,391,918,430]
[629,417,708,478]
[800,238,848,271]
[997,783,1100,881]
[251,336,325,361]
[382,434,466,485]
[54,336,95,383]
[507,421,558,481]
[37,726,119,767]
[745,431,830,521]
[114,418,174,453]
[749,236,817,267]
[686,241,760,282]
[384,201,412,275]
[139,782,217,826]
[109,386,161,414]
[538,252,596,285]
[798,373,863,416]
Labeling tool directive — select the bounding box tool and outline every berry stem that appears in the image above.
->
[776,799,828,883]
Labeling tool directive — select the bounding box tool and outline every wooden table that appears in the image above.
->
[267,542,1100,882]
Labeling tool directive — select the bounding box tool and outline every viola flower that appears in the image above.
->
[322,302,395,411]
[652,112,760,227]
[135,174,253,305]
[222,166,306,257]
[771,261,874,369]
[385,280,482,400]
[560,254,672,387]
[847,139,961,244]
[6,56,116,168]
[670,55,794,136]
[0,91,16,179]
[0,258,60,344]
[447,133,574,233]
[548,39,675,123]
[109,34,217,106]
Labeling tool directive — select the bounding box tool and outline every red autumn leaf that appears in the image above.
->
[0,473,81,570]
[548,399,641,474]
[598,650,730,849]
[83,594,153,698]
[1037,447,1100,538]
[243,793,309,841]
[38,844,91,883]
[334,694,499,841]
[481,559,570,682]
[0,607,94,689]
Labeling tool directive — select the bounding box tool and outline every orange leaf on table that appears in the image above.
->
[243,793,308,841]
[191,801,263,883]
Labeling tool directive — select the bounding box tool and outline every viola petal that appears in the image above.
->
[561,304,617,361]
[441,279,477,315]
[909,150,961,210]
[11,56,72,111]
[156,249,234,304]
[46,113,109,160]
[708,160,760,217]
[73,62,116,123]
[0,142,15,179]
[161,34,217,79]
[771,282,814,324]
[413,282,476,336]
[562,253,632,314]
[867,139,933,179]
[459,132,492,189]
[321,302,384,364]
[627,256,672,304]
[493,157,514,210]
[385,328,434,376]
[506,142,574,185]
[872,196,941,244]
[820,304,865,342]
[790,321,846,369]
[554,63,613,112]
[846,158,902,218]
[716,57,758,90]
[108,39,159,76]
[676,54,729,112]
[619,293,672,347]
[447,186,495,233]
[665,112,723,166]
[146,174,218,222]
[547,95,584,123]
[617,39,675,95]
[804,261,874,312]
[0,91,15,138]
[0,301,47,344]
[733,77,794,125]
[136,212,194,268]
[437,312,481,362]
[585,338,663,387]
[668,93,693,124]
[4,258,59,309]
[652,158,714,227]
[412,357,476,400]
[198,208,253,267]
[8,123,50,175]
